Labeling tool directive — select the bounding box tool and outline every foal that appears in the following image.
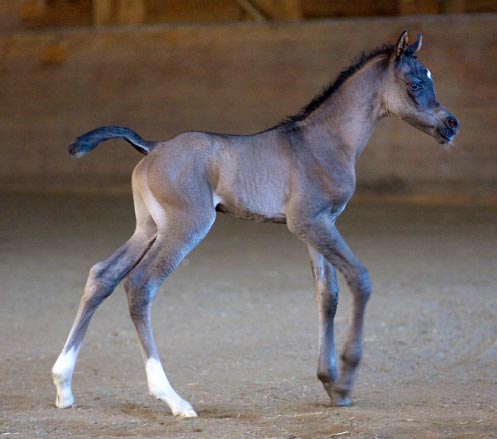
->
[52,31,459,417]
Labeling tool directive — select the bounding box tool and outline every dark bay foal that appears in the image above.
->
[52,31,459,417]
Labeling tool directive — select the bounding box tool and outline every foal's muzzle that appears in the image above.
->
[436,114,460,144]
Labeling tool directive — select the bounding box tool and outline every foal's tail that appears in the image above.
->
[68,126,156,158]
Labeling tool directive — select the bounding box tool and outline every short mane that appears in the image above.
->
[277,44,394,128]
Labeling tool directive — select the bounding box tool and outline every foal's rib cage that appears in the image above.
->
[52,31,459,417]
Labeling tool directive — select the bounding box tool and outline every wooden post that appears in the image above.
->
[92,0,146,25]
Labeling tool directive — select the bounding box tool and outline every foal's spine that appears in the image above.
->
[68,126,155,158]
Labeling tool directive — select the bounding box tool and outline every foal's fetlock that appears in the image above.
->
[317,367,338,388]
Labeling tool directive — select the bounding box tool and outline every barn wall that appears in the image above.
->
[1,14,496,197]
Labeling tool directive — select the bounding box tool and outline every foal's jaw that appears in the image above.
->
[409,108,459,146]
[403,112,458,146]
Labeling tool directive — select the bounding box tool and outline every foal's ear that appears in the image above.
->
[405,33,423,56]
[395,30,409,58]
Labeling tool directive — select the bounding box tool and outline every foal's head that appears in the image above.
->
[382,31,459,145]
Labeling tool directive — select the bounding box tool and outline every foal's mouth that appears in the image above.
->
[435,128,457,146]
[437,132,454,145]
[414,119,458,146]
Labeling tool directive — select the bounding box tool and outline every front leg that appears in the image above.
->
[289,212,371,406]
[308,246,345,405]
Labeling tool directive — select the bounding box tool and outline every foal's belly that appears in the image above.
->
[215,200,287,223]
[211,156,289,223]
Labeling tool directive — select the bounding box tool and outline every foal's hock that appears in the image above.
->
[52,31,459,417]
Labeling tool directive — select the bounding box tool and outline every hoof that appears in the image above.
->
[167,397,198,418]
[55,393,75,409]
[333,395,352,407]
[175,408,198,418]
[326,385,352,407]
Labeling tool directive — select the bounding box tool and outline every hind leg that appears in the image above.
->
[124,201,215,417]
[52,186,156,408]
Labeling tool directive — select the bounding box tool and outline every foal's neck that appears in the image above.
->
[301,56,388,159]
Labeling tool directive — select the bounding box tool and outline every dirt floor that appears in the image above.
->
[1,192,496,439]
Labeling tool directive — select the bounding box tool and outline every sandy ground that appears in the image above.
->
[1,192,496,439]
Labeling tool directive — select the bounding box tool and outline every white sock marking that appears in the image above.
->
[145,358,197,417]
[52,347,78,408]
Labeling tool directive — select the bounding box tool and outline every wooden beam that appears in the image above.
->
[237,0,267,21]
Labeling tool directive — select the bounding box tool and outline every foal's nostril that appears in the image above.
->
[446,116,459,130]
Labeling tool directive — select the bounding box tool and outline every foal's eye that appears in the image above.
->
[409,82,422,92]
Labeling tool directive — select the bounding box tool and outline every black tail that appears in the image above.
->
[68,126,156,158]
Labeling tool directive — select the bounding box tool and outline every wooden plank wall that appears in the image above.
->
[1,15,496,197]
[4,0,497,29]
